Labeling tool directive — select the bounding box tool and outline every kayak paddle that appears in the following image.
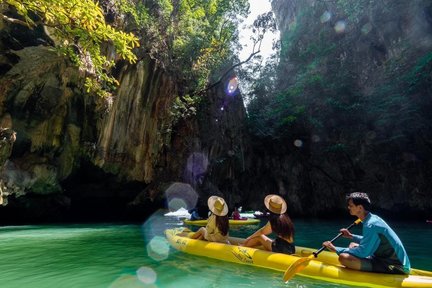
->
[283,218,362,282]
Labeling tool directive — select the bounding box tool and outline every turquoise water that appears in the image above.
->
[0,211,430,288]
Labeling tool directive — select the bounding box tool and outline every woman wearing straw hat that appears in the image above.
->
[243,194,295,254]
[191,196,230,243]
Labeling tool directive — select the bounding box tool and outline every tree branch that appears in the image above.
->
[200,49,261,94]
[1,14,32,27]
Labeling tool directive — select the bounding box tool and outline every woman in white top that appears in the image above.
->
[191,196,229,243]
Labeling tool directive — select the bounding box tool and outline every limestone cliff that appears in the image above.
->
[0,6,248,223]
[239,0,432,218]
[1,0,430,223]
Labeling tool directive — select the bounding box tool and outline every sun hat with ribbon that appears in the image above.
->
[207,196,228,216]
[264,194,287,214]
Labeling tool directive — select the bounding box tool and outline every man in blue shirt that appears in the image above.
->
[322,192,411,274]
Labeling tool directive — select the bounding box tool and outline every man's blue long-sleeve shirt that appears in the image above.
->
[334,213,411,273]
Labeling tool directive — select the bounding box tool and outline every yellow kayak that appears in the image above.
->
[165,228,432,288]
[183,218,260,226]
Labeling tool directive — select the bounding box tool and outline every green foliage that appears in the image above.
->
[244,0,432,200]
[2,0,139,97]
[405,52,432,93]
[170,94,197,124]
[326,143,347,153]
[247,1,367,146]
[336,0,372,23]
[100,0,253,122]
[120,0,249,100]
[31,179,61,194]
[367,50,432,138]
[117,0,150,27]
[3,0,265,126]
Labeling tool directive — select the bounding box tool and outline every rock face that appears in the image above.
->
[0,8,248,222]
[0,43,86,222]
[1,0,431,223]
[0,127,16,205]
[95,60,177,183]
[175,76,248,207]
[0,29,178,222]
[239,0,432,218]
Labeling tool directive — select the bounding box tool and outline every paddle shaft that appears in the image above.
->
[283,219,361,283]
[312,220,359,257]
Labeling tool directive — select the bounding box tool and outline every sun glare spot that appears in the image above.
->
[320,11,331,23]
[226,77,239,95]
[147,236,170,261]
[137,266,157,284]
[168,198,188,211]
[361,23,372,35]
[186,153,208,176]
[334,20,346,33]
[144,213,168,237]
[185,153,209,186]
[294,139,303,147]
[165,182,198,211]
[109,274,157,288]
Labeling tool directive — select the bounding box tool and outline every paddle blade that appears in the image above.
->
[283,256,313,282]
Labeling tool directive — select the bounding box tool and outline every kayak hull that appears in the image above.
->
[165,228,432,288]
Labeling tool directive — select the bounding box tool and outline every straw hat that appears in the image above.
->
[264,194,287,214]
[207,196,228,216]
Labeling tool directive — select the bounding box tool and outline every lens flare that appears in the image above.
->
[311,135,321,142]
[184,153,209,186]
[334,20,346,33]
[361,23,372,35]
[294,139,303,147]
[168,198,188,212]
[186,153,208,177]
[109,274,157,288]
[137,266,157,284]
[226,77,239,95]
[165,182,198,211]
[320,11,331,23]
[147,236,170,261]
[144,213,168,237]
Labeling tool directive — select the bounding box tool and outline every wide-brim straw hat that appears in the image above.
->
[264,194,287,214]
[208,196,228,216]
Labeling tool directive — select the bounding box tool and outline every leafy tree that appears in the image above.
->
[247,2,367,144]
[117,0,279,122]
[222,11,278,94]
[1,0,140,97]
[121,0,250,92]
[1,0,277,119]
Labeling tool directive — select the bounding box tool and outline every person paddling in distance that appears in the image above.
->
[231,204,247,220]
[231,204,241,220]
[242,194,295,254]
[322,192,411,274]
[189,207,203,221]
[190,196,230,244]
